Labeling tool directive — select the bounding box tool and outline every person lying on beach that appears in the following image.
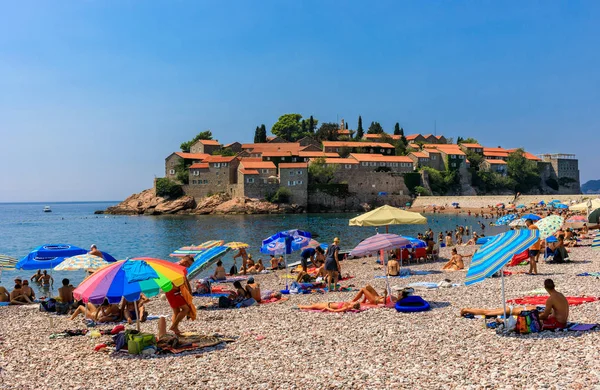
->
[10,284,33,305]
[442,249,464,271]
[298,301,361,312]
[460,305,537,317]
[95,299,122,323]
[539,279,569,330]
[88,244,104,259]
[0,286,9,302]
[211,260,227,281]
[37,270,53,288]
[70,301,98,320]
[121,294,149,324]
[351,285,394,305]
[30,270,42,283]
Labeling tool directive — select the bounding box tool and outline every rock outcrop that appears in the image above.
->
[104,190,304,215]
[104,189,195,215]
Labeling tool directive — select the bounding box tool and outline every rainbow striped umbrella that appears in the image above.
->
[54,254,109,271]
[465,229,540,286]
[593,232,600,251]
[73,258,187,304]
[225,242,249,250]
[350,234,411,258]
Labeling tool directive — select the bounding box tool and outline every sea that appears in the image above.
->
[0,201,507,296]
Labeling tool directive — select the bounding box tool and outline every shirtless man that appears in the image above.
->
[122,293,149,324]
[30,270,42,283]
[10,284,33,305]
[58,278,74,303]
[37,270,54,288]
[233,248,249,275]
[88,244,104,258]
[387,257,400,277]
[0,286,9,302]
[245,277,261,303]
[20,280,35,301]
[539,279,569,330]
[442,248,464,271]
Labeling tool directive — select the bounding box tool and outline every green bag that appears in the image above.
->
[127,333,156,354]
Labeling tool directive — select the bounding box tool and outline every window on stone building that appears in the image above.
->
[214,163,221,168]
[192,180,196,184]
[344,164,352,169]
[431,155,437,160]
[362,162,368,166]
[297,180,303,185]
[290,171,294,176]
[222,163,228,167]
[292,157,297,162]
[265,157,270,160]
[297,170,302,175]
[261,169,269,174]
[169,169,175,175]
[204,180,208,184]
[246,178,254,183]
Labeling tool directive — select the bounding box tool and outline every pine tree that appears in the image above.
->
[400,127,404,136]
[355,115,364,140]
[259,124,267,142]
[394,123,401,135]
[308,116,315,134]
[254,126,260,143]
[301,119,307,135]
[345,122,349,130]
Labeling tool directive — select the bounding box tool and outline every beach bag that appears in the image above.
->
[55,302,70,315]
[515,310,541,334]
[218,296,235,308]
[127,333,156,355]
[39,298,56,312]
[229,264,238,275]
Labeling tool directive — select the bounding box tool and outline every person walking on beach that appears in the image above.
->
[324,237,341,291]
[166,258,196,335]
[525,219,540,275]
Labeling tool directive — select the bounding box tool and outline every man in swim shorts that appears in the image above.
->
[539,279,569,330]
[37,270,54,288]
[525,219,540,275]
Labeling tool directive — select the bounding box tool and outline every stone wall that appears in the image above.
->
[280,168,308,206]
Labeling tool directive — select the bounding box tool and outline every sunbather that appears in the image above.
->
[298,301,361,312]
[211,260,227,281]
[0,286,9,302]
[95,299,122,323]
[121,293,149,324]
[539,279,569,330]
[10,284,33,305]
[351,285,394,305]
[247,259,265,274]
[442,248,464,271]
[70,302,98,320]
[460,305,537,317]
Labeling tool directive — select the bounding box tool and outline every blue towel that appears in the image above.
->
[375,275,410,279]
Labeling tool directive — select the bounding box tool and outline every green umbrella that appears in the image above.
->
[589,208,600,225]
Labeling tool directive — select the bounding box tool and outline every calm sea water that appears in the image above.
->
[0,202,507,295]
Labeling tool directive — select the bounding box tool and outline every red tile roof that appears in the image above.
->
[405,134,421,140]
[224,142,240,148]
[203,155,237,163]
[460,143,483,148]
[189,163,209,169]
[240,161,276,169]
[364,133,401,140]
[298,151,339,158]
[322,141,395,148]
[432,145,466,156]
[349,153,413,163]
[241,143,301,154]
[408,143,420,149]
[239,169,259,175]
[483,147,509,153]
[483,151,509,158]
[239,157,263,162]
[410,152,429,158]
[484,159,507,165]
[322,158,359,165]
[173,152,210,160]
[261,151,292,157]
[337,129,352,135]
[196,139,221,146]
[279,163,308,169]
[506,149,541,161]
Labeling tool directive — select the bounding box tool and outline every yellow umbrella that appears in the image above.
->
[225,242,249,250]
[570,198,600,212]
[349,205,427,231]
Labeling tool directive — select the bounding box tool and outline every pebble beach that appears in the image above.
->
[1,239,600,389]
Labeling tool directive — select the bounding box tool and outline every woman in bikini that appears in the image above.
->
[298,301,361,312]
[95,299,122,323]
[351,285,394,305]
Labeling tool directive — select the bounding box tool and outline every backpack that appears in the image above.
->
[39,298,56,312]
[515,310,541,334]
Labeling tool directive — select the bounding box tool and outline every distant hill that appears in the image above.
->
[582,180,600,194]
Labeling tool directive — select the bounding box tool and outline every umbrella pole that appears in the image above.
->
[134,299,140,332]
[284,254,288,290]
[501,268,508,331]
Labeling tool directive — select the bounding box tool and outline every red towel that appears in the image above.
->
[507,249,529,267]
[507,296,599,306]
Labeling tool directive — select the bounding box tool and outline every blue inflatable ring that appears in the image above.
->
[395,296,431,313]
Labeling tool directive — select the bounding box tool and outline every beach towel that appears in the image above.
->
[577,272,600,277]
[300,302,383,313]
[216,276,248,283]
[193,293,230,298]
[507,249,529,267]
[568,323,598,331]
[180,283,197,321]
[507,296,600,306]
[375,275,410,279]
[157,333,235,354]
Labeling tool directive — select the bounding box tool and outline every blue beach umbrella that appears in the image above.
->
[521,213,541,221]
[516,204,526,209]
[495,214,517,226]
[15,244,117,270]
[261,229,311,290]
[465,229,540,330]
[400,236,427,249]
[554,203,568,209]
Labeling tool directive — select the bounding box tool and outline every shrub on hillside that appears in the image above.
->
[267,187,292,204]
[156,178,183,198]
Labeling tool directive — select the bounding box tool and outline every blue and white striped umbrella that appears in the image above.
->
[593,232,600,251]
[495,214,517,226]
[465,229,540,286]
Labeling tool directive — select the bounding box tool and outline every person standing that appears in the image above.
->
[233,248,249,275]
[300,246,324,273]
[525,219,541,275]
[324,237,341,291]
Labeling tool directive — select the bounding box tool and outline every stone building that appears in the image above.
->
[279,163,309,206]
[190,139,222,155]
[322,141,395,156]
[540,153,580,189]
[187,155,239,197]
[480,159,508,175]
[459,143,484,154]
[233,160,279,199]
[223,142,242,153]
[426,145,466,170]
[165,152,209,180]
[408,151,431,169]
[348,153,414,173]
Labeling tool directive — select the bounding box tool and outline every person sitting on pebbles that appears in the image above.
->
[121,294,149,324]
[442,248,465,271]
[10,283,33,305]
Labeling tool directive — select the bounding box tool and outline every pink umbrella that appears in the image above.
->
[566,215,587,223]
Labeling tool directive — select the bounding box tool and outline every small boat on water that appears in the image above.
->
[43,206,52,212]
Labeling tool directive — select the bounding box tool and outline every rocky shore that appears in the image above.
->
[101,189,305,216]
[2,240,600,388]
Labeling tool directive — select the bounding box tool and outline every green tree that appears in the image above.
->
[367,121,384,134]
[175,159,190,184]
[271,113,302,141]
[308,157,338,184]
[253,126,261,143]
[301,119,307,135]
[462,137,479,144]
[259,124,267,142]
[506,148,540,193]
[212,147,236,156]
[155,178,183,198]
[345,122,349,130]
[315,122,340,142]
[456,136,464,144]
[180,130,213,152]
[308,116,316,134]
[399,127,404,136]
[394,123,401,135]
[355,116,364,140]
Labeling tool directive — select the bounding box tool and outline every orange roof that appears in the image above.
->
[460,143,483,148]
[349,153,413,163]
[322,141,394,148]
[483,151,509,158]
[435,135,445,140]
[364,133,401,140]
[241,143,301,154]
[279,163,308,169]
[483,147,509,153]
[410,152,429,158]
[322,158,359,165]
[204,155,237,163]
[261,151,292,157]
[506,149,541,161]
[484,159,507,165]
[338,129,352,135]
[405,134,421,140]
[298,151,339,158]
[224,142,240,148]
[408,143,420,149]
[173,152,210,160]
[239,157,263,162]
[239,169,259,175]
[196,139,221,146]
[433,145,466,156]
[240,161,276,169]
[189,163,209,169]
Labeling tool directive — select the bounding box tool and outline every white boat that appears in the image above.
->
[43,206,52,212]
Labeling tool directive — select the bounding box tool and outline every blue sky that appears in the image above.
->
[1,1,598,202]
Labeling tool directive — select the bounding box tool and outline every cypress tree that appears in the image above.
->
[254,126,260,143]
[355,115,364,140]
[308,116,315,134]
[394,123,401,135]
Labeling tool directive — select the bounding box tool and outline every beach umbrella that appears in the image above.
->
[54,254,109,271]
[509,219,528,228]
[15,244,117,270]
[400,236,427,249]
[566,215,587,223]
[0,254,17,282]
[225,242,249,250]
[593,232,600,251]
[570,198,600,212]
[495,214,517,226]
[516,204,526,209]
[349,205,426,233]
[349,234,411,258]
[261,230,311,290]
[169,240,226,257]
[554,203,568,209]
[305,239,328,251]
[521,214,541,221]
[535,215,564,240]
[452,202,459,207]
[74,257,186,330]
[588,208,600,225]
[465,229,540,330]
[550,199,561,204]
